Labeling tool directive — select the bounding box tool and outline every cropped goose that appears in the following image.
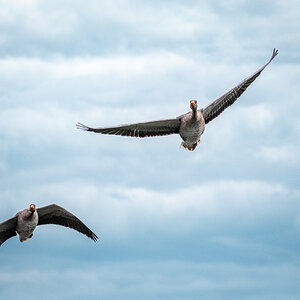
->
[77,49,278,151]
[0,204,98,246]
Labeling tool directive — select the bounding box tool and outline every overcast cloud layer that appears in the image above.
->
[0,0,300,299]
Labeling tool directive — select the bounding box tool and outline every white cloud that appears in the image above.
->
[0,0,76,37]
[1,0,298,60]
[1,179,297,240]
[0,52,194,79]
[256,145,299,164]
[236,104,274,132]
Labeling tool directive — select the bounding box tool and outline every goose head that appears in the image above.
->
[29,204,36,213]
[190,100,198,112]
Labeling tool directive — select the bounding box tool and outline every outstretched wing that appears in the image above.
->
[203,48,278,124]
[37,204,98,242]
[76,118,181,137]
[0,217,17,246]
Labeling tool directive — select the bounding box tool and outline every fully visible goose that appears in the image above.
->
[77,49,278,151]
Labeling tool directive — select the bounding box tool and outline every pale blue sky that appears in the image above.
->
[0,0,300,299]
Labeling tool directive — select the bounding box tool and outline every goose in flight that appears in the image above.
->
[0,204,98,246]
[77,49,278,151]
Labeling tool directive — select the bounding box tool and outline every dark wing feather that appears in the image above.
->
[0,216,17,246]
[203,48,278,124]
[76,118,181,137]
[37,204,98,242]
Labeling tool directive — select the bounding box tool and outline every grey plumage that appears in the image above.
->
[202,48,278,124]
[77,49,278,150]
[37,204,98,242]
[0,204,98,246]
[0,217,17,246]
[76,118,181,137]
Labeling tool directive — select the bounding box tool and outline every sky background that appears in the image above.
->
[0,0,300,299]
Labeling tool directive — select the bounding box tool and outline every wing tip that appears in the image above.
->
[76,122,90,131]
[271,48,278,61]
[91,233,99,242]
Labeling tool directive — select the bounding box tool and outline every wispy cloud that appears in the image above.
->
[1,260,300,300]
[1,179,298,240]
[256,145,299,164]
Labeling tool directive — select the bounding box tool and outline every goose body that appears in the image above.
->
[0,204,98,246]
[16,204,38,242]
[77,49,278,151]
[178,101,205,150]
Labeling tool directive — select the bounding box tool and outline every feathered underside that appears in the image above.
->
[37,204,98,242]
[76,118,181,138]
[203,48,278,124]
